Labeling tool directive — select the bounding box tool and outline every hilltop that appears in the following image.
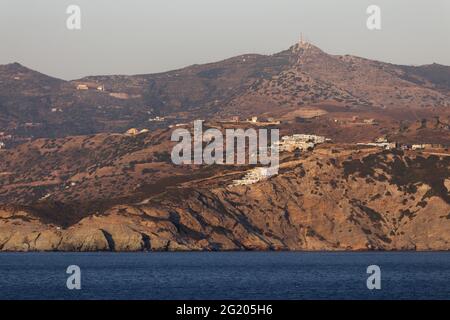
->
[0,41,449,143]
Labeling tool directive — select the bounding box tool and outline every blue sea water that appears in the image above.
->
[0,252,448,300]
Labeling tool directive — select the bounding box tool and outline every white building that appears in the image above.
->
[148,116,165,122]
[76,84,89,90]
[356,142,396,150]
[412,144,425,150]
[230,167,277,187]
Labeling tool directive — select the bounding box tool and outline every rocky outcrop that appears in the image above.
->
[1,150,449,252]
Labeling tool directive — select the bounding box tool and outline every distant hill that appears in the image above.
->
[0,42,449,139]
[399,63,450,90]
[223,43,449,117]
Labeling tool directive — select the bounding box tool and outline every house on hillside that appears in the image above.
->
[363,119,377,125]
[76,83,105,91]
[230,167,277,187]
[76,84,89,90]
[125,128,139,136]
[412,144,425,150]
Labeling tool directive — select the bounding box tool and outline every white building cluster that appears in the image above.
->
[275,134,327,152]
[148,116,165,122]
[230,167,277,187]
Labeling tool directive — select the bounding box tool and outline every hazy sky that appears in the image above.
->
[1,0,449,80]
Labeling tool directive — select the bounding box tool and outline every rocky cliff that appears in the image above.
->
[1,148,449,251]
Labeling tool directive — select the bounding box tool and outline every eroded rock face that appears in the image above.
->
[1,151,449,251]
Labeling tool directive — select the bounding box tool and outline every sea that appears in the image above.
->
[0,252,448,300]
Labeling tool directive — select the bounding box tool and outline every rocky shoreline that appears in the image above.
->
[2,151,449,252]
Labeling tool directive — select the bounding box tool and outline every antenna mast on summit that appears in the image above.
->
[299,33,308,45]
